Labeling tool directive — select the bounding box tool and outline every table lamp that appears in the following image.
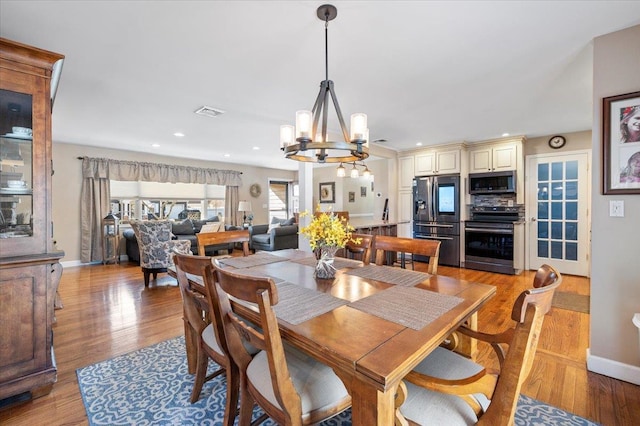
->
[238,201,252,226]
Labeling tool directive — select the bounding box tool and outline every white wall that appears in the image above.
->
[311,158,390,219]
[52,142,296,263]
[589,24,640,384]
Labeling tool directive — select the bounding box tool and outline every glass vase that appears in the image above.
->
[315,246,339,279]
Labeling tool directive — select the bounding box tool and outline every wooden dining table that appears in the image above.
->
[170,249,496,425]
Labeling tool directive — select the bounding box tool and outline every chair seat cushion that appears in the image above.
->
[246,345,349,421]
[252,234,271,244]
[399,347,490,425]
[201,323,225,357]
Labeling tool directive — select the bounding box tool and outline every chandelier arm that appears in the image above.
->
[321,83,330,141]
[327,80,351,143]
[309,84,326,143]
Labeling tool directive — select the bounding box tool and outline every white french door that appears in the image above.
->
[526,151,590,276]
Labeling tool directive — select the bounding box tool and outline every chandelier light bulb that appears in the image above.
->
[362,166,371,178]
[296,110,313,140]
[350,163,359,178]
[280,125,295,148]
[350,113,367,141]
[336,163,346,177]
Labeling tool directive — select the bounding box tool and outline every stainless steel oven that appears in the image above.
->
[464,206,522,275]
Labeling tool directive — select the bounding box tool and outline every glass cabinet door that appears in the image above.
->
[0,89,33,239]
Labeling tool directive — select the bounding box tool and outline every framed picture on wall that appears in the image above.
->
[602,91,640,194]
[319,182,335,203]
[348,192,355,202]
[360,186,367,197]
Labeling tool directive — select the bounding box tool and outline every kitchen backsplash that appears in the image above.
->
[472,194,518,207]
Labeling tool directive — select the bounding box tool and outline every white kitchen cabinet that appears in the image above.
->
[398,155,414,190]
[469,143,518,173]
[415,149,460,175]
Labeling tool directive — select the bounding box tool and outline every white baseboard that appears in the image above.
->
[586,348,640,385]
[60,255,129,269]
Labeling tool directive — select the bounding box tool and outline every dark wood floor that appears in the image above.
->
[1,259,639,425]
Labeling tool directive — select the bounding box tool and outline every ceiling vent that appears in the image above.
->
[194,106,225,118]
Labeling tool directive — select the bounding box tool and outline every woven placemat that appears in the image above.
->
[290,256,363,270]
[218,252,288,269]
[348,286,463,330]
[273,282,348,325]
[344,264,431,287]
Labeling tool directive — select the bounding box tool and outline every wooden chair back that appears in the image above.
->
[212,264,302,424]
[373,235,441,274]
[196,229,250,257]
[397,264,562,425]
[345,233,373,265]
[479,264,562,424]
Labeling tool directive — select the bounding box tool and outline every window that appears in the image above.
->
[110,181,225,222]
[268,180,295,222]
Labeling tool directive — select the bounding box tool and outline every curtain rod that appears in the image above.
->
[76,156,243,174]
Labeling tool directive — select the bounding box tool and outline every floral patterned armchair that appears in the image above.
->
[129,220,192,287]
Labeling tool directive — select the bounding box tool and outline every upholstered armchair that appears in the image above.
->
[130,220,192,287]
[248,217,298,252]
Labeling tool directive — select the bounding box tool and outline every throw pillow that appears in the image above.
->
[271,217,283,224]
[268,222,280,233]
[281,217,295,226]
[172,219,195,235]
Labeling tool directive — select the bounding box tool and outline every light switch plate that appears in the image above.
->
[609,200,624,217]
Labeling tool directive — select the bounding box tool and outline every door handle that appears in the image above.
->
[530,217,537,222]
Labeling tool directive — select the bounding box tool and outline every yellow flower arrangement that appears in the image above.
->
[299,207,359,250]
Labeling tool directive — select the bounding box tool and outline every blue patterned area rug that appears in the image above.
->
[77,337,599,425]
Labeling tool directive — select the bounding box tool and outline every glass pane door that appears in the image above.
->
[0,89,33,239]
[527,152,589,276]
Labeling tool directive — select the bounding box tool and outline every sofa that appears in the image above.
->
[249,217,299,252]
[123,218,241,264]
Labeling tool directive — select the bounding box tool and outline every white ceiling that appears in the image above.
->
[1,1,639,171]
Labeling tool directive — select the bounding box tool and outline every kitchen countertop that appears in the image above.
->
[348,219,405,228]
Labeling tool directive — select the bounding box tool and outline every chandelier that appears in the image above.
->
[280,4,370,166]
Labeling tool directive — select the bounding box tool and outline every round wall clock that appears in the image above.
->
[548,135,566,149]
[249,183,262,198]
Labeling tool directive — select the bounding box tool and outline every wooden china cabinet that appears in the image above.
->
[0,39,65,404]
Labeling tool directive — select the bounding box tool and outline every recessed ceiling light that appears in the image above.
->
[252,146,260,150]
[223,154,231,158]
[502,133,510,137]
[416,142,423,146]
[173,132,185,137]
[151,143,160,148]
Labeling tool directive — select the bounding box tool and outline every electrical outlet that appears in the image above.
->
[609,200,624,217]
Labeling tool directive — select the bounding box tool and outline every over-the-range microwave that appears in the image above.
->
[469,170,516,194]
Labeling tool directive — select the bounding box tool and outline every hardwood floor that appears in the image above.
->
[1,260,639,425]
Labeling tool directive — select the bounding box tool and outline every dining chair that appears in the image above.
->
[197,229,251,257]
[373,235,441,274]
[345,233,373,265]
[212,264,352,426]
[394,264,562,425]
[130,220,192,286]
[173,253,248,426]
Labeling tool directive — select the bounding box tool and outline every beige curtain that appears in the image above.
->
[80,158,110,263]
[225,186,240,226]
[79,157,243,262]
[79,156,243,185]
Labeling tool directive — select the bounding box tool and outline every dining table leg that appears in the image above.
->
[349,377,397,426]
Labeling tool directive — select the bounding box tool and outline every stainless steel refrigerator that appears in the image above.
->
[412,174,460,267]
